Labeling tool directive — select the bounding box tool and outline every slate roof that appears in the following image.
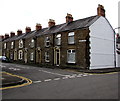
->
[3,35,18,42]
[36,15,100,37]
[3,15,100,41]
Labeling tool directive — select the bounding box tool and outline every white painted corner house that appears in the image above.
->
[89,16,115,69]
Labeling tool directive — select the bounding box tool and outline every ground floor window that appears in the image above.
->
[45,52,49,62]
[30,52,34,61]
[18,50,23,60]
[67,49,76,63]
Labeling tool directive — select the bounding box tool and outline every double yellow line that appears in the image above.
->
[0,72,32,90]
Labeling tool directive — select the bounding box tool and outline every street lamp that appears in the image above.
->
[113,27,120,68]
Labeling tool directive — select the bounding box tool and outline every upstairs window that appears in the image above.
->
[67,49,76,63]
[30,52,34,61]
[11,42,14,49]
[56,34,61,45]
[45,52,50,62]
[45,37,50,47]
[68,32,75,44]
[19,39,23,48]
[30,39,35,48]
[117,44,120,49]
[4,43,6,49]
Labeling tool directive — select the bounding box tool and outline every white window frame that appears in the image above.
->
[68,32,75,44]
[117,44,120,49]
[56,34,61,45]
[45,37,50,47]
[30,52,34,61]
[11,41,14,49]
[45,52,50,62]
[4,43,6,49]
[18,50,23,60]
[30,39,35,48]
[67,49,76,63]
[19,39,23,48]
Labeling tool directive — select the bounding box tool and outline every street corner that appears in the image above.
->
[0,72,32,90]
[63,67,120,75]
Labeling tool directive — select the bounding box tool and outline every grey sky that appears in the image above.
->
[0,0,119,35]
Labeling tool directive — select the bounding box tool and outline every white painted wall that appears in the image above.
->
[89,16,115,69]
[116,53,120,67]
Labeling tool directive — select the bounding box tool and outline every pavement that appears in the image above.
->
[65,67,120,73]
[1,66,120,88]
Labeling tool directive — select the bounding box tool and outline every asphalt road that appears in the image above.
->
[1,63,119,99]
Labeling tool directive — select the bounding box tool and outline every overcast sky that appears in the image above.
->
[0,0,119,35]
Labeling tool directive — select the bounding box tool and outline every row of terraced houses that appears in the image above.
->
[1,4,118,69]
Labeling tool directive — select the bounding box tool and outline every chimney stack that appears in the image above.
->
[25,27,31,33]
[66,13,73,23]
[5,34,9,39]
[36,23,42,31]
[10,31,15,37]
[48,19,55,28]
[17,29,22,36]
[116,33,120,38]
[97,4,105,17]
[0,35,4,40]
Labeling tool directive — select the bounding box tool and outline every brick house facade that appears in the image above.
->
[1,4,117,69]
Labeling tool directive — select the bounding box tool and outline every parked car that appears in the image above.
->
[0,56,10,62]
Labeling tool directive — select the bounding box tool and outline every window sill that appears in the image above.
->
[45,60,50,63]
[66,62,76,65]
[68,43,75,45]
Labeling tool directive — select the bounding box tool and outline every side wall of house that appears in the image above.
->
[89,16,115,69]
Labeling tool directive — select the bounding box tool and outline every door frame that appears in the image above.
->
[54,47,60,66]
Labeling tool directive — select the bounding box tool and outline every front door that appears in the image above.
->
[55,49,60,66]
[38,50,41,63]
[24,52,27,63]
[14,50,17,60]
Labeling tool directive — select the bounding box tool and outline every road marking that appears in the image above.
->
[39,70,68,77]
[62,77,69,79]
[33,81,42,83]
[0,72,32,90]
[82,74,88,77]
[9,67,20,71]
[76,74,82,77]
[44,79,52,82]
[68,75,76,78]
[1,66,6,68]
[54,78,60,81]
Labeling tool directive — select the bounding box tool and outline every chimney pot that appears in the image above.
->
[5,34,9,39]
[48,19,55,28]
[25,27,31,33]
[66,13,73,23]
[10,31,15,37]
[36,23,42,31]
[0,35,4,40]
[97,4,105,17]
[17,29,22,36]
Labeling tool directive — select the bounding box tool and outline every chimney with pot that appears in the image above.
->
[25,27,31,33]
[48,19,55,28]
[5,34,9,39]
[36,23,42,31]
[97,4,105,17]
[66,13,73,23]
[10,31,15,37]
[0,35,4,40]
[17,29,22,36]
